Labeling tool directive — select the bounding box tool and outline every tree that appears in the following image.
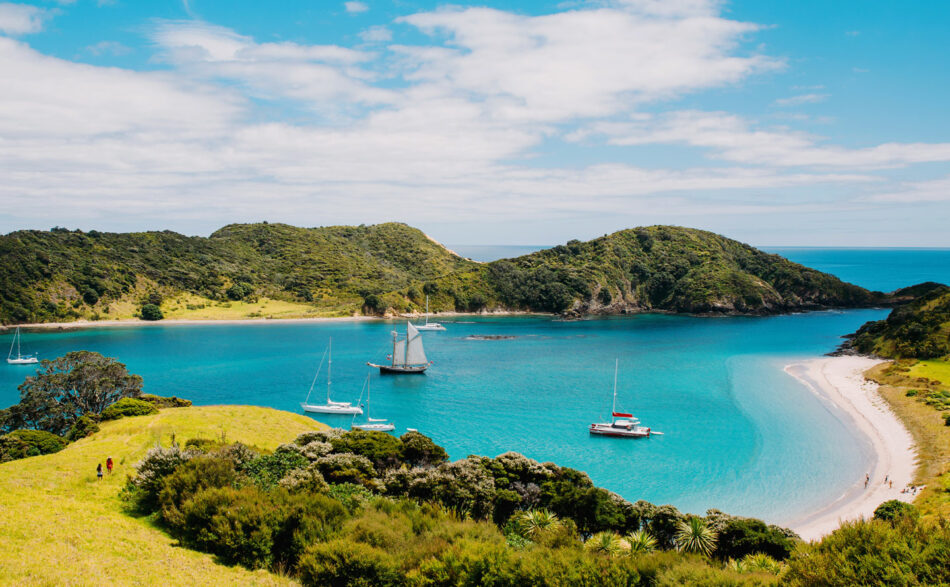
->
[140,304,163,321]
[873,500,918,523]
[1,351,143,436]
[675,517,718,557]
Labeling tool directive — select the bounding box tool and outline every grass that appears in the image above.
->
[0,405,326,585]
[158,293,355,320]
[866,361,950,521]
[908,360,950,388]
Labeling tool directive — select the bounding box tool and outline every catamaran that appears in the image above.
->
[368,322,432,374]
[300,339,363,415]
[6,327,38,365]
[413,296,446,331]
[351,375,394,432]
[589,359,660,438]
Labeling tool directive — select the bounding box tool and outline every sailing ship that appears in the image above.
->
[589,359,659,438]
[368,322,431,374]
[6,327,38,365]
[413,296,446,331]
[351,374,394,432]
[300,339,363,415]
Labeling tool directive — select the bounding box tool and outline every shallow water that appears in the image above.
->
[1,310,886,524]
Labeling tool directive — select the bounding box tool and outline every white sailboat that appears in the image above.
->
[351,374,394,432]
[367,321,431,374]
[6,327,38,365]
[300,339,363,415]
[413,296,446,331]
[589,359,660,438]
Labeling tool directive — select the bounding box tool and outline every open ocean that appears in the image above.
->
[2,248,949,525]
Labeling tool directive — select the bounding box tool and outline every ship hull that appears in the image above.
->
[369,363,428,375]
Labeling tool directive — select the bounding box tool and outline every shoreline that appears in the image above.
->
[3,310,553,331]
[784,356,917,541]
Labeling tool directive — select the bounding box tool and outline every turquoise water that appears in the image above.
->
[1,310,886,524]
[5,247,948,523]
[766,248,950,292]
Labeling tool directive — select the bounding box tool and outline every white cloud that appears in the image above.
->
[0,3,947,245]
[359,25,391,42]
[773,93,828,107]
[150,21,394,109]
[86,40,132,56]
[397,6,781,122]
[583,110,950,169]
[344,1,368,14]
[865,176,950,203]
[0,3,48,35]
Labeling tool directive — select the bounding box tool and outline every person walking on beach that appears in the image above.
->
[106,457,113,474]
[865,472,870,488]
[96,463,103,481]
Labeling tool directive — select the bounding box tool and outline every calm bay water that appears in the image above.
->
[2,310,883,524]
[2,248,948,524]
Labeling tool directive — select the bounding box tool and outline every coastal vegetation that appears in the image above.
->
[0,222,884,325]
[849,282,950,359]
[1,397,948,584]
[845,282,950,520]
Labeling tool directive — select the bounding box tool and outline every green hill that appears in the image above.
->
[0,223,882,324]
[849,283,950,359]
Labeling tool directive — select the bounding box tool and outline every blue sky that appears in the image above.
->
[0,0,948,246]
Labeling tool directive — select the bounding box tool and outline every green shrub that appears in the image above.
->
[183,438,219,452]
[139,394,192,408]
[127,445,195,511]
[140,304,163,320]
[0,429,67,462]
[298,539,401,587]
[715,517,795,561]
[784,517,950,586]
[906,389,919,397]
[241,445,309,490]
[313,453,377,487]
[177,485,282,569]
[160,455,239,529]
[330,430,404,471]
[873,499,919,522]
[65,415,101,442]
[101,398,158,420]
[400,430,448,467]
[82,287,99,305]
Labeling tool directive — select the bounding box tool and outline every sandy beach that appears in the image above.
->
[784,356,918,541]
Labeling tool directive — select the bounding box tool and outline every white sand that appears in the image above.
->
[784,356,918,541]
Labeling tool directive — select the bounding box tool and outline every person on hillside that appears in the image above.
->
[106,457,113,474]
[96,463,103,481]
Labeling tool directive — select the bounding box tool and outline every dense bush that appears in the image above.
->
[784,517,950,586]
[139,394,192,408]
[65,415,100,441]
[101,398,158,420]
[124,428,806,584]
[873,499,919,522]
[714,517,795,561]
[0,429,67,462]
[140,304,163,321]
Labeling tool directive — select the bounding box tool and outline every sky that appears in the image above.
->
[0,0,948,246]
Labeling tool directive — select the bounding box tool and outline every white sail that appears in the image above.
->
[392,340,407,366]
[405,322,427,365]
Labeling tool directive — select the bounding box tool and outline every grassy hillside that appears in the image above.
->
[850,283,950,359]
[0,405,323,585]
[0,223,882,324]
